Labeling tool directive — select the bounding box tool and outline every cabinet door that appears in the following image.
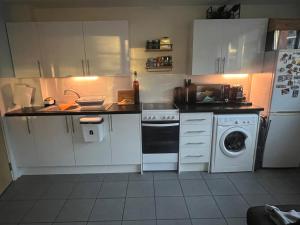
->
[110,114,141,165]
[5,117,38,167]
[83,21,130,76]
[6,22,42,78]
[263,113,300,168]
[192,20,222,75]
[31,116,75,167]
[222,19,268,74]
[38,22,86,77]
[72,115,111,166]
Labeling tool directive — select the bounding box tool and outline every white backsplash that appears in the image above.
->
[0,73,251,114]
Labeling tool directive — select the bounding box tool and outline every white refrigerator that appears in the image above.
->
[251,49,300,168]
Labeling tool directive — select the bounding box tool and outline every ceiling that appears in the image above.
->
[2,0,300,6]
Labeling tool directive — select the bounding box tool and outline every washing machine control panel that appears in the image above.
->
[218,116,258,126]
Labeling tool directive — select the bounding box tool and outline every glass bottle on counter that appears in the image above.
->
[133,71,140,104]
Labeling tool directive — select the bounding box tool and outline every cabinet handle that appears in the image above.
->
[185,119,206,122]
[26,117,31,134]
[109,115,113,132]
[185,131,205,134]
[185,142,205,145]
[86,59,90,75]
[222,57,225,73]
[81,59,86,76]
[37,60,42,77]
[185,155,204,157]
[215,57,220,73]
[65,116,69,133]
[71,116,75,133]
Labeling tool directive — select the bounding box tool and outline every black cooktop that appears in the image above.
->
[142,103,177,110]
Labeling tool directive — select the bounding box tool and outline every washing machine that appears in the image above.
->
[210,114,259,173]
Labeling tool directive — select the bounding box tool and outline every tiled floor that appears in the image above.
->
[0,169,300,225]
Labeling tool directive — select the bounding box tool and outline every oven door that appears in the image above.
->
[142,121,179,154]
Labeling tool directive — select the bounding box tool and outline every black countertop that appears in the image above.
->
[5,103,141,117]
[5,102,263,117]
[177,104,264,114]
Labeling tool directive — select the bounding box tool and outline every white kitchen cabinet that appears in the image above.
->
[83,21,130,76]
[6,22,42,78]
[38,22,86,77]
[192,20,222,75]
[31,116,75,167]
[191,19,268,75]
[179,113,213,166]
[110,114,141,165]
[5,117,38,167]
[263,113,300,168]
[72,115,111,166]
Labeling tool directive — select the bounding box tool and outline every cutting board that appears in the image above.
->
[117,90,134,105]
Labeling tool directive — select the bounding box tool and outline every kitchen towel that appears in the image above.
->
[265,204,300,225]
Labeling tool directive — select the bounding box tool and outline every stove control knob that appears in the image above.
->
[235,121,238,124]
[162,116,166,120]
[152,116,156,120]
[167,116,171,120]
[148,116,152,120]
[171,116,175,119]
[143,116,147,120]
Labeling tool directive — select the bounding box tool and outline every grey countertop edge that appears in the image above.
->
[5,103,142,117]
[4,104,264,117]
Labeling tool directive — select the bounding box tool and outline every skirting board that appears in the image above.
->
[179,163,208,172]
[15,164,141,179]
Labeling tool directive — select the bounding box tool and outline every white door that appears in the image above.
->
[5,117,38,167]
[31,116,75,166]
[6,22,42,77]
[72,115,111,166]
[271,50,300,112]
[83,21,130,76]
[110,114,141,165]
[38,22,86,77]
[263,113,300,168]
[192,20,222,75]
[0,119,12,194]
[222,19,268,74]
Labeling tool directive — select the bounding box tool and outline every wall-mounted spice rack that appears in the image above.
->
[145,37,173,72]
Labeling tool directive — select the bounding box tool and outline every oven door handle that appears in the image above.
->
[142,123,179,127]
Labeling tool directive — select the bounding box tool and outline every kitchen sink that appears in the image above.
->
[38,104,81,112]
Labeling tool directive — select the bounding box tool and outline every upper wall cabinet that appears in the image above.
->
[38,22,86,77]
[191,19,268,75]
[6,20,130,77]
[83,21,130,76]
[6,22,42,78]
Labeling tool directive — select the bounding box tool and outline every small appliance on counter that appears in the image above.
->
[14,84,34,108]
[229,85,245,102]
[195,84,230,103]
[43,97,56,107]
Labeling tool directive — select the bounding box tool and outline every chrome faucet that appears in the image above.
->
[63,89,81,99]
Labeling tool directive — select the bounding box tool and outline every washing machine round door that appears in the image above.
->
[219,127,251,157]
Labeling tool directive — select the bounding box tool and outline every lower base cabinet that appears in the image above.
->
[110,114,141,165]
[5,113,142,170]
[179,113,213,170]
[31,116,75,167]
[5,117,38,167]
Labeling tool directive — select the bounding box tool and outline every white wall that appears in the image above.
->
[0,3,14,77]
[0,2,299,109]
